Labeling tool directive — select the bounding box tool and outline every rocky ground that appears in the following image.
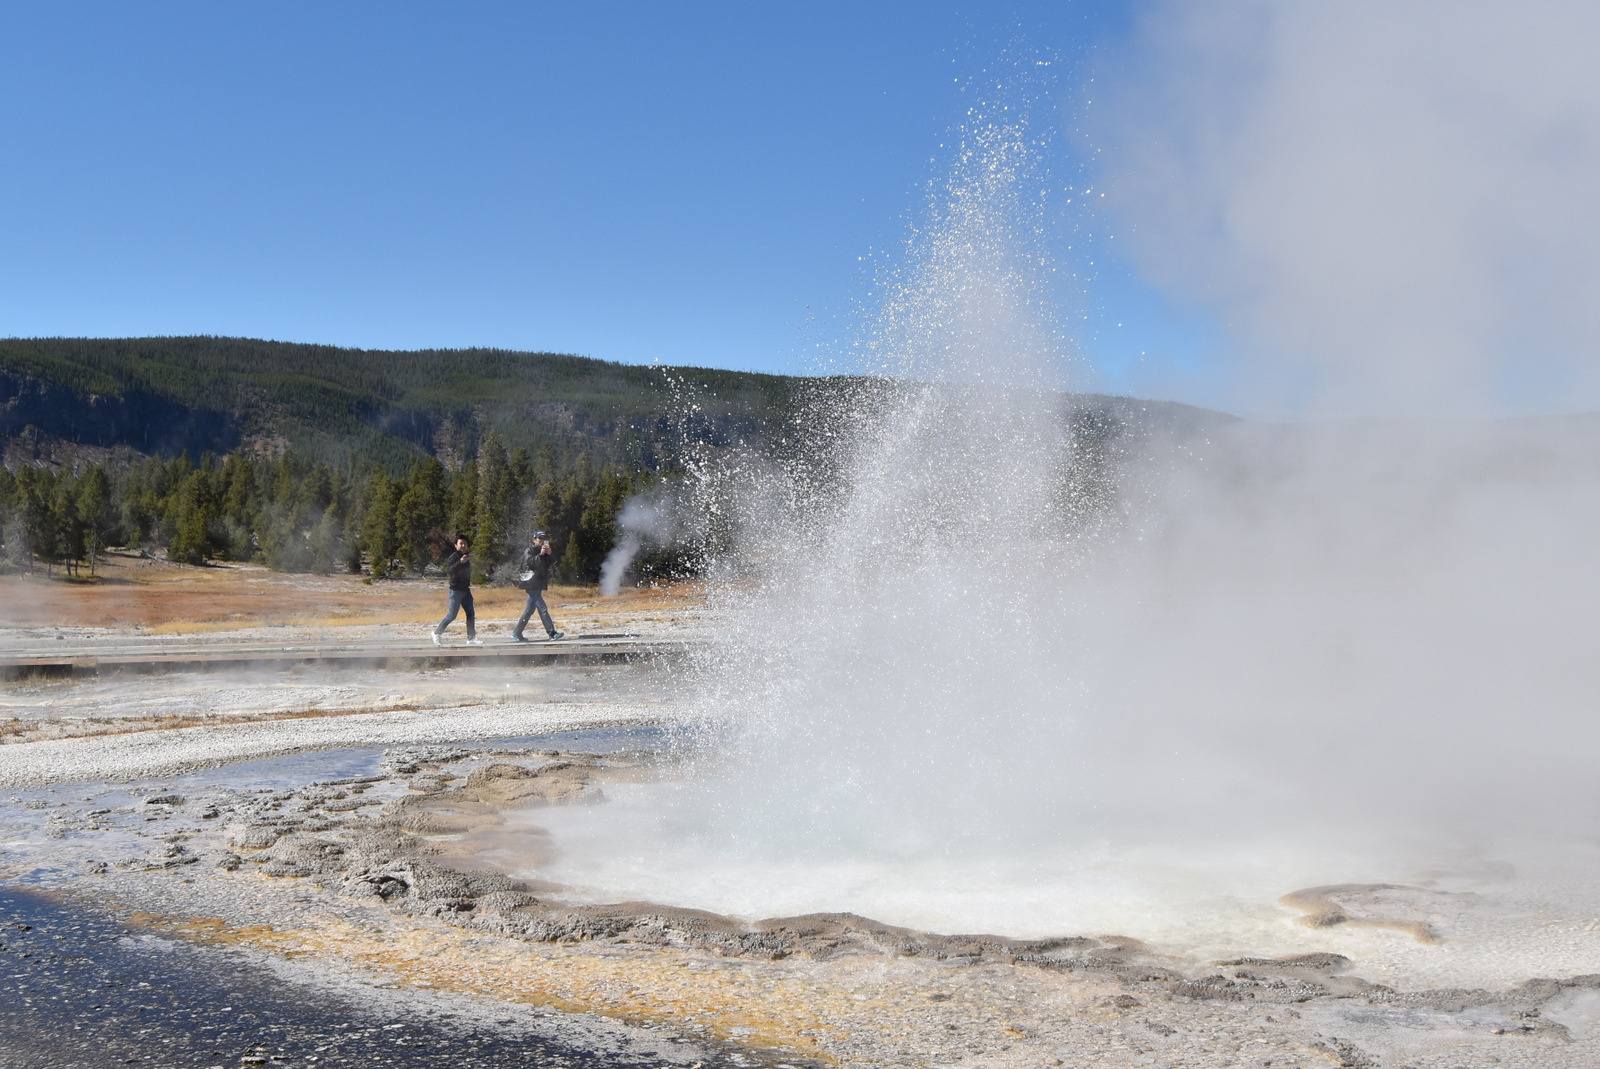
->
[0,557,707,746]
[2,570,1599,1067]
[0,882,718,1069]
[3,732,1598,1069]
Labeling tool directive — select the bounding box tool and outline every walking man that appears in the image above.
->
[511,531,563,642]
[431,535,481,645]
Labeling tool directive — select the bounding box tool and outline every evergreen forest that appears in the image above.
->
[0,335,1224,585]
[0,437,641,583]
[0,336,792,583]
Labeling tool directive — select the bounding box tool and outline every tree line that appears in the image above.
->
[2,337,802,477]
[0,433,643,584]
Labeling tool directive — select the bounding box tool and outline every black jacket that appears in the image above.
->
[522,545,555,591]
[445,550,472,592]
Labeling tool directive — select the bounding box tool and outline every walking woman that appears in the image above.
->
[431,535,481,645]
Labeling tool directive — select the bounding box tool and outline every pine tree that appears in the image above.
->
[219,454,259,560]
[395,458,447,571]
[570,468,633,581]
[548,465,592,580]
[449,460,478,548]
[18,467,60,574]
[361,468,401,576]
[167,467,220,565]
[75,466,112,576]
[53,475,89,577]
[474,433,512,569]
[0,467,17,568]
[509,446,534,500]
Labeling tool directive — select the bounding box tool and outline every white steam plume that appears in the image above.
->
[517,68,1600,950]
[599,490,681,597]
[1089,0,1600,416]
[664,68,1600,860]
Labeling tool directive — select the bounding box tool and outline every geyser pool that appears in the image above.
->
[543,89,1600,986]
[668,98,1600,853]
[513,770,1600,991]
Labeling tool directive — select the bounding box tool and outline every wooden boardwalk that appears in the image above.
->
[0,634,694,678]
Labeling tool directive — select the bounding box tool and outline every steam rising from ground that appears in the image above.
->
[1088,0,1600,416]
[539,47,1600,950]
[599,495,674,597]
[684,406,1600,859]
[646,79,1600,879]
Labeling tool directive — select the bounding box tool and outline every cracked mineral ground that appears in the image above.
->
[1,569,1598,1069]
[2,695,1598,1068]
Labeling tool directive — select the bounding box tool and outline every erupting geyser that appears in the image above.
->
[545,89,1600,964]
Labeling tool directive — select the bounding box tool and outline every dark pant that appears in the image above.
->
[434,588,475,639]
[514,589,554,638]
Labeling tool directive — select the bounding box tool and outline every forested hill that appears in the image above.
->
[0,335,1230,474]
[0,335,1232,584]
[0,336,799,472]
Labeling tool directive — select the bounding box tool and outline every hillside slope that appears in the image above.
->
[0,336,804,472]
[0,336,1231,473]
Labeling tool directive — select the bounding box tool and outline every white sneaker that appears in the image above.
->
[431,631,441,646]
[466,638,483,646]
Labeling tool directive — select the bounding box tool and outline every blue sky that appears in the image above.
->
[0,2,1214,401]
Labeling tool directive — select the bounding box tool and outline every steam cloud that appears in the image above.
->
[1089,0,1600,416]
[655,58,1600,872]
[528,44,1600,943]
[599,494,677,597]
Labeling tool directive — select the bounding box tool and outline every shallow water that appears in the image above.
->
[110,724,671,796]
[0,727,671,888]
[514,775,1600,991]
[0,886,721,1069]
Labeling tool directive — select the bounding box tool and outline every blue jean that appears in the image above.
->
[434,588,475,639]
[514,589,554,638]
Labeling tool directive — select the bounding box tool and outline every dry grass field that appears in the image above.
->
[0,551,706,637]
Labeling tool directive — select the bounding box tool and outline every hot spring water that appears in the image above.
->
[511,105,1600,987]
